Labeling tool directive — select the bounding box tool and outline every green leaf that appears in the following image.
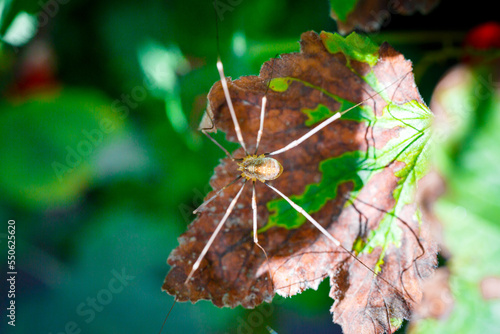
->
[320,31,379,66]
[362,101,432,260]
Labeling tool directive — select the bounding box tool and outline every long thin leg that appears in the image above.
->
[254,56,277,154]
[193,176,242,214]
[185,180,247,283]
[268,112,341,156]
[216,57,249,155]
[202,130,235,161]
[199,102,236,160]
[254,96,267,154]
[264,183,341,246]
[268,73,411,157]
[251,181,273,284]
[158,299,177,334]
[263,182,413,301]
[252,181,259,243]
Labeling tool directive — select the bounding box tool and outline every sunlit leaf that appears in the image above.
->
[164,31,436,333]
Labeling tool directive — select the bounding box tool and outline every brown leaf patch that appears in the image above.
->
[163,31,436,333]
[331,0,440,34]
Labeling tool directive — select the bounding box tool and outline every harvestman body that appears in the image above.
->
[184,55,410,293]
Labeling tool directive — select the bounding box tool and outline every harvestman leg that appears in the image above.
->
[254,96,267,154]
[216,58,249,155]
[193,176,242,214]
[194,94,267,215]
[263,183,405,294]
[186,180,247,283]
[251,181,269,257]
[251,96,271,255]
[189,73,413,295]
[202,129,235,161]
[264,184,341,247]
[267,106,341,156]
[186,60,269,283]
[198,98,236,161]
[261,73,418,297]
[193,58,252,214]
[268,74,411,157]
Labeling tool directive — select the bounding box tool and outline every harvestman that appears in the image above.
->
[184,54,417,300]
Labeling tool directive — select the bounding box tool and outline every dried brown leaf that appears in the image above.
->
[163,31,437,333]
[331,0,440,34]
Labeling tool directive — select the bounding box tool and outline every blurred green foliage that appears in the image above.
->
[411,64,500,334]
[0,0,499,333]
